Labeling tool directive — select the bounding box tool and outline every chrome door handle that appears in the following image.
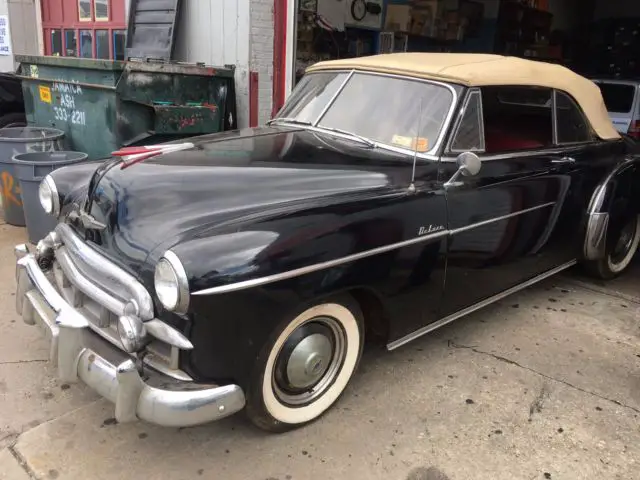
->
[551,156,576,164]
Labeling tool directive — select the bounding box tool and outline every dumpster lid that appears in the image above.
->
[125,0,183,62]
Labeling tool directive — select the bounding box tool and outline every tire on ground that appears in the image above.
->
[585,212,640,280]
[246,293,364,433]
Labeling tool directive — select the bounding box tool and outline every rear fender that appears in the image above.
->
[583,158,640,260]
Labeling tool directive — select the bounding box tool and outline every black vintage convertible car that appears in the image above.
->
[14,53,640,432]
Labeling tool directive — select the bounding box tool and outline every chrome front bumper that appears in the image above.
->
[15,244,246,428]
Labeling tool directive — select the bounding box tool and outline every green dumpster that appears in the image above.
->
[14,55,238,160]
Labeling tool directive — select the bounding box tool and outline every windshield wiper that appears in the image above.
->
[317,126,377,148]
[266,117,312,126]
[267,119,376,148]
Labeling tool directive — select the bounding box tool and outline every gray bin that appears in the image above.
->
[0,127,65,226]
[13,151,88,244]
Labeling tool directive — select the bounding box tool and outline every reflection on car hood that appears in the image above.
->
[74,126,409,278]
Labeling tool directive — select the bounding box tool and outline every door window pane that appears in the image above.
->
[451,90,484,152]
[64,30,77,56]
[80,30,93,58]
[96,30,109,59]
[94,0,109,21]
[78,0,91,21]
[482,86,553,153]
[555,91,592,144]
[113,30,126,61]
[51,30,62,56]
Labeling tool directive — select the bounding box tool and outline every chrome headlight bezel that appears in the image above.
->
[38,175,60,217]
[154,251,190,314]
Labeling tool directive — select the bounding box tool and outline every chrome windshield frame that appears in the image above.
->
[272,69,460,161]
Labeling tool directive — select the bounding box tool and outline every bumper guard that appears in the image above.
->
[15,244,246,428]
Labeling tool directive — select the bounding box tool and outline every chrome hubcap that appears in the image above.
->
[273,317,346,406]
[286,333,332,389]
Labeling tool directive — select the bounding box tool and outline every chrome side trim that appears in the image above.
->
[449,202,556,236]
[56,223,154,320]
[194,202,555,296]
[440,144,603,163]
[583,212,609,260]
[387,260,578,350]
[193,229,449,296]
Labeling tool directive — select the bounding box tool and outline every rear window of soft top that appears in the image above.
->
[596,82,637,114]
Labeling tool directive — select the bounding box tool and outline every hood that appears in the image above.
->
[72,126,411,277]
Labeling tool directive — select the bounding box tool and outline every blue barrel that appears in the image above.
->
[13,151,88,244]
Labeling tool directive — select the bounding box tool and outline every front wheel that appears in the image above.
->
[246,295,364,432]
[586,213,640,280]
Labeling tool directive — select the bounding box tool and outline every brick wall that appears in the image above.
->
[250,0,275,125]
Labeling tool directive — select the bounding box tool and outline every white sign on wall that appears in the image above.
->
[0,15,12,56]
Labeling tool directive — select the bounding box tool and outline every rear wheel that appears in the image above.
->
[246,295,364,432]
[586,213,640,280]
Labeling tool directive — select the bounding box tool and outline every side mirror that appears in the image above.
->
[444,151,481,188]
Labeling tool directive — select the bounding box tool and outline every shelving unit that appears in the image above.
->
[493,0,553,59]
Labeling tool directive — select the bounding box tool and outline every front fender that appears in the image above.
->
[583,157,640,260]
[49,160,104,216]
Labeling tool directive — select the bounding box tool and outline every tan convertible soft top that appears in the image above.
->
[306,53,620,140]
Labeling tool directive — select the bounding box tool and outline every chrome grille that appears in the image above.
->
[49,224,192,381]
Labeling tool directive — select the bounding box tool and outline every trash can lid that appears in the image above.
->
[0,127,65,143]
[12,151,88,166]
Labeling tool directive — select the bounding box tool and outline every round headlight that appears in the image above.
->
[38,175,60,216]
[154,252,190,314]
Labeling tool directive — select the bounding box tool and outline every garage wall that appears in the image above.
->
[0,0,10,72]
[7,0,38,63]
[548,0,574,30]
[459,0,500,52]
[174,0,251,128]
[0,0,38,72]
[250,0,275,126]
[594,0,640,19]
[173,0,273,128]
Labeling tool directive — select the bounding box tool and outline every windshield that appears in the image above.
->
[277,72,349,123]
[274,71,455,154]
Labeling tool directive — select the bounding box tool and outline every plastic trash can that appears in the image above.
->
[13,151,87,244]
[0,127,65,226]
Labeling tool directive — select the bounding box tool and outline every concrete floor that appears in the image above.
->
[1,223,639,480]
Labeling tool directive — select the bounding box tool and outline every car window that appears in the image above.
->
[316,73,454,154]
[481,86,553,153]
[595,82,636,114]
[276,72,349,124]
[450,90,484,152]
[555,91,592,144]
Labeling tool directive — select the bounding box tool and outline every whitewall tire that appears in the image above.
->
[246,295,364,432]
[587,214,640,279]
